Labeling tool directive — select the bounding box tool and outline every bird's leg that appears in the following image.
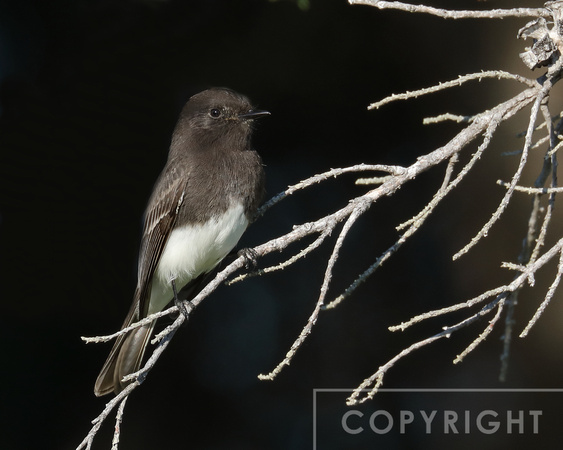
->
[172,279,192,320]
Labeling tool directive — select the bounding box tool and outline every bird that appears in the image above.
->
[94,88,268,396]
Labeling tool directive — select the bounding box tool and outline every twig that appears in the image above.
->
[111,397,128,450]
[497,180,563,194]
[329,87,537,309]
[389,284,508,332]
[327,152,458,310]
[423,113,475,125]
[391,236,563,333]
[520,249,563,337]
[516,111,563,138]
[549,138,563,156]
[227,228,332,284]
[255,164,404,219]
[368,71,536,110]
[453,86,550,260]
[81,308,177,344]
[259,200,368,380]
[500,96,560,380]
[349,1,550,20]
[76,383,137,450]
[454,295,507,364]
[398,118,497,232]
[347,296,502,405]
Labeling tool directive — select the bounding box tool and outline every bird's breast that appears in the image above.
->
[154,201,249,289]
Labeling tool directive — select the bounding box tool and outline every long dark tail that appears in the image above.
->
[94,316,155,396]
[93,273,210,396]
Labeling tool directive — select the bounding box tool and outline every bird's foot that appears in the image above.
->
[172,279,193,320]
[238,247,258,270]
[175,298,194,320]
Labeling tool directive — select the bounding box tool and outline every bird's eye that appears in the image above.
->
[209,108,222,118]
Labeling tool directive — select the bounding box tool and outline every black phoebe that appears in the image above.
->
[94,88,268,396]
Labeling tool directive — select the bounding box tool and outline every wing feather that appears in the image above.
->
[93,165,187,396]
[136,165,187,316]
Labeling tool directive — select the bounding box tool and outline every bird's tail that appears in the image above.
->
[94,319,155,397]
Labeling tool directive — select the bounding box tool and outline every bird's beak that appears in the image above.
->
[239,109,271,120]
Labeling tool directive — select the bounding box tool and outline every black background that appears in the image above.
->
[1,0,562,449]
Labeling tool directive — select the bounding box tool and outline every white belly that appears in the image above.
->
[148,202,248,314]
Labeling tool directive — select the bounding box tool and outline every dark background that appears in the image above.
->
[1,0,561,449]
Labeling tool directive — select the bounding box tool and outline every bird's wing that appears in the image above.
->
[136,164,187,316]
[93,165,187,396]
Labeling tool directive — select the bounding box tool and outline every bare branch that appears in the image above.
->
[454,296,506,364]
[111,397,128,450]
[520,249,563,337]
[81,308,176,344]
[497,180,563,194]
[227,228,332,284]
[76,383,136,450]
[453,86,550,260]
[368,71,536,110]
[349,0,550,20]
[423,113,475,125]
[255,164,404,218]
[391,236,563,333]
[328,87,538,309]
[347,297,502,405]
[259,200,368,380]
